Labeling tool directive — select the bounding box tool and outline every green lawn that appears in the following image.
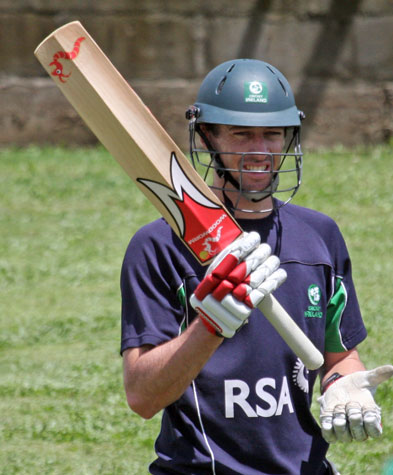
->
[1,144,392,474]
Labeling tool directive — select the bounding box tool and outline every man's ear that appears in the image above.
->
[198,124,210,149]
[198,124,218,150]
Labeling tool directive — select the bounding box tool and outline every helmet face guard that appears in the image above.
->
[186,59,304,214]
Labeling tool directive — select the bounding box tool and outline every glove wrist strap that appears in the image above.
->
[199,314,223,338]
[321,372,343,394]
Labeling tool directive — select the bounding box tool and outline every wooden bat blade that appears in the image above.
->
[34,21,242,264]
[34,21,323,370]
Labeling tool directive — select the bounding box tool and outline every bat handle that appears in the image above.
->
[258,294,324,370]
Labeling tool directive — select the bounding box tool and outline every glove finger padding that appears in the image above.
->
[193,294,248,337]
[194,232,262,301]
[205,232,262,278]
[245,268,287,308]
[190,232,286,338]
[320,415,336,443]
[318,365,393,443]
[332,406,352,443]
[363,408,383,438]
[211,244,273,301]
[347,403,368,441]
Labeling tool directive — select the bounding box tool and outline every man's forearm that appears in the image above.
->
[123,318,223,419]
[321,348,365,389]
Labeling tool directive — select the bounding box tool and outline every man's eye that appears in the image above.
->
[266,131,283,138]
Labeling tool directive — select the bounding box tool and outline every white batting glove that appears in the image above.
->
[318,365,393,443]
[190,232,287,338]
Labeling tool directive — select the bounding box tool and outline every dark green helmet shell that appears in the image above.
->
[194,59,301,128]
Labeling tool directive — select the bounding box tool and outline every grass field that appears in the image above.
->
[0,144,392,474]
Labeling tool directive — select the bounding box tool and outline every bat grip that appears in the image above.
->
[258,294,324,370]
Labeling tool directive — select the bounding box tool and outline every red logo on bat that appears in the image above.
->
[49,36,85,83]
[138,152,242,263]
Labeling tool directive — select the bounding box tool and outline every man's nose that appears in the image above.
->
[251,134,269,153]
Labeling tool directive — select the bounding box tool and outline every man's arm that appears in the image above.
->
[322,347,365,384]
[123,318,223,419]
[123,232,287,419]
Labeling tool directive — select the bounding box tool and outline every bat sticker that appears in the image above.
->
[138,152,242,261]
[49,36,85,83]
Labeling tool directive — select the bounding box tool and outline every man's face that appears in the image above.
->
[202,124,285,193]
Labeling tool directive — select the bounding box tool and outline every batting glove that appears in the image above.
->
[318,365,393,443]
[190,232,287,338]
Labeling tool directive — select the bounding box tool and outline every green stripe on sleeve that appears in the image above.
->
[325,277,348,352]
[177,284,186,309]
[177,284,187,334]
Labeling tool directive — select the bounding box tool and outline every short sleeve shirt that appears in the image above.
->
[121,201,367,474]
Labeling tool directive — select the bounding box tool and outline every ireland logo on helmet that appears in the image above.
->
[244,81,268,103]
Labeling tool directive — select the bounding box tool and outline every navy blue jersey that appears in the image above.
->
[121,201,367,474]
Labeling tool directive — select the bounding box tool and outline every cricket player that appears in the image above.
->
[121,59,393,474]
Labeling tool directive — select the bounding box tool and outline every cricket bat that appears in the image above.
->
[34,21,324,370]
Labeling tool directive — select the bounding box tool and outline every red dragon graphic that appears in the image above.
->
[49,36,85,83]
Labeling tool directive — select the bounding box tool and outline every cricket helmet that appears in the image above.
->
[186,59,304,214]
